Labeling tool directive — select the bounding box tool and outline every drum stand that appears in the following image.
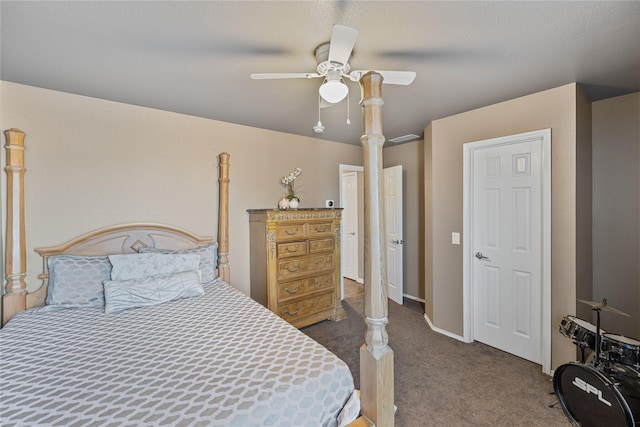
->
[592,305,603,367]
[577,340,589,364]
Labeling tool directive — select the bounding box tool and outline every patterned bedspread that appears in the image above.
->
[0,279,356,426]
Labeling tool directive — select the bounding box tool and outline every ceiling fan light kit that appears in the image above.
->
[319,79,349,103]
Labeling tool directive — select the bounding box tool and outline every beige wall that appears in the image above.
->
[0,82,362,315]
[592,92,640,338]
[423,124,433,319]
[383,140,425,299]
[426,83,591,369]
[575,89,593,322]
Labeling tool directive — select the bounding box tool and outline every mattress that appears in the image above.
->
[0,279,356,426]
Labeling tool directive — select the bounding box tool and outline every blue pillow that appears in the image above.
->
[46,255,112,307]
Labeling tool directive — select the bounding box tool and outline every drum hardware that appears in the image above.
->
[559,315,605,364]
[548,392,560,408]
[578,298,630,367]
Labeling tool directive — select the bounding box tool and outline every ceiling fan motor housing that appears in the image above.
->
[315,42,350,75]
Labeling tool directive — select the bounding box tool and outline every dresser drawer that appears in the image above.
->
[275,223,306,240]
[277,240,308,258]
[277,274,334,303]
[278,292,335,323]
[309,237,333,253]
[277,254,333,279]
[308,221,333,238]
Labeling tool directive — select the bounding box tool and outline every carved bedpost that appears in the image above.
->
[3,129,27,326]
[218,152,230,282]
[359,73,394,425]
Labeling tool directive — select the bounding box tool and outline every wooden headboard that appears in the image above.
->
[2,128,230,325]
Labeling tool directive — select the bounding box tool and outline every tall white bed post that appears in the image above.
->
[359,72,394,426]
[3,129,27,327]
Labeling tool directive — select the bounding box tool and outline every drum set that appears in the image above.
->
[554,298,640,426]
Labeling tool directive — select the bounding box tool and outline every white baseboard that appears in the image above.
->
[356,277,364,284]
[403,294,425,303]
[423,313,466,342]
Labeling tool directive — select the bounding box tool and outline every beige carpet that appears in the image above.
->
[302,289,572,426]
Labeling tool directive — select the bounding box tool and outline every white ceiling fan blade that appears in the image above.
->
[250,73,321,80]
[350,70,416,85]
[378,70,416,85]
[328,24,359,65]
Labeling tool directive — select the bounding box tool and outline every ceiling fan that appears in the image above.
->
[250,24,416,107]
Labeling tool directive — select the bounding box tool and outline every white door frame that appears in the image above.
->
[462,129,552,375]
[339,164,364,299]
[384,165,404,305]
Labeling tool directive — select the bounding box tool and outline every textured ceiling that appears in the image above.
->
[1,1,639,145]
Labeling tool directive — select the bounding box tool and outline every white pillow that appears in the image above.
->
[138,241,218,283]
[104,270,203,314]
[108,253,201,281]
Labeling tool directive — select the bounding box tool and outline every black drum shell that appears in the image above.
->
[553,362,640,427]
[559,315,602,351]
[602,334,640,369]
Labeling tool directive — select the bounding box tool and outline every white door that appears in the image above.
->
[342,172,359,281]
[384,165,403,305]
[471,138,543,363]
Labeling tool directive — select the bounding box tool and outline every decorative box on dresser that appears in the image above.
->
[247,208,347,328]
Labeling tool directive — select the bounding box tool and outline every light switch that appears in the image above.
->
[452,232,460,245]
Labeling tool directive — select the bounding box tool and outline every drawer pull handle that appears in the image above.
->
[284,228,299,235]
[284,264,300,272]
[286,245,299,253]
[314,226,328,232]
[285,306,299,316]
[284,285,300,294]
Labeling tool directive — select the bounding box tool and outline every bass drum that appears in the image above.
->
[553,362,640,427]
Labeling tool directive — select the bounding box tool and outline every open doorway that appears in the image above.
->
[339,163,404,305]
[339,164,364,299]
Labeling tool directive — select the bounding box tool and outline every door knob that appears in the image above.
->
[475,252,490,261]
[391,239,404,245]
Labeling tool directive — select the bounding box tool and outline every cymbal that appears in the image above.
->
[578,298,631,317]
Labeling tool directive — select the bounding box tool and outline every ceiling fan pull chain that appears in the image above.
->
[313,92,325,134]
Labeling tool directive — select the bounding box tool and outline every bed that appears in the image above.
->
[1,71,393,426]
[0,133,359,426]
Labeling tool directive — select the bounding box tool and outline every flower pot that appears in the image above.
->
[289,198,299,209]
[278,198,290,210]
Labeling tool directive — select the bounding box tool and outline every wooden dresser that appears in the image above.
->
[247,208,346,328]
